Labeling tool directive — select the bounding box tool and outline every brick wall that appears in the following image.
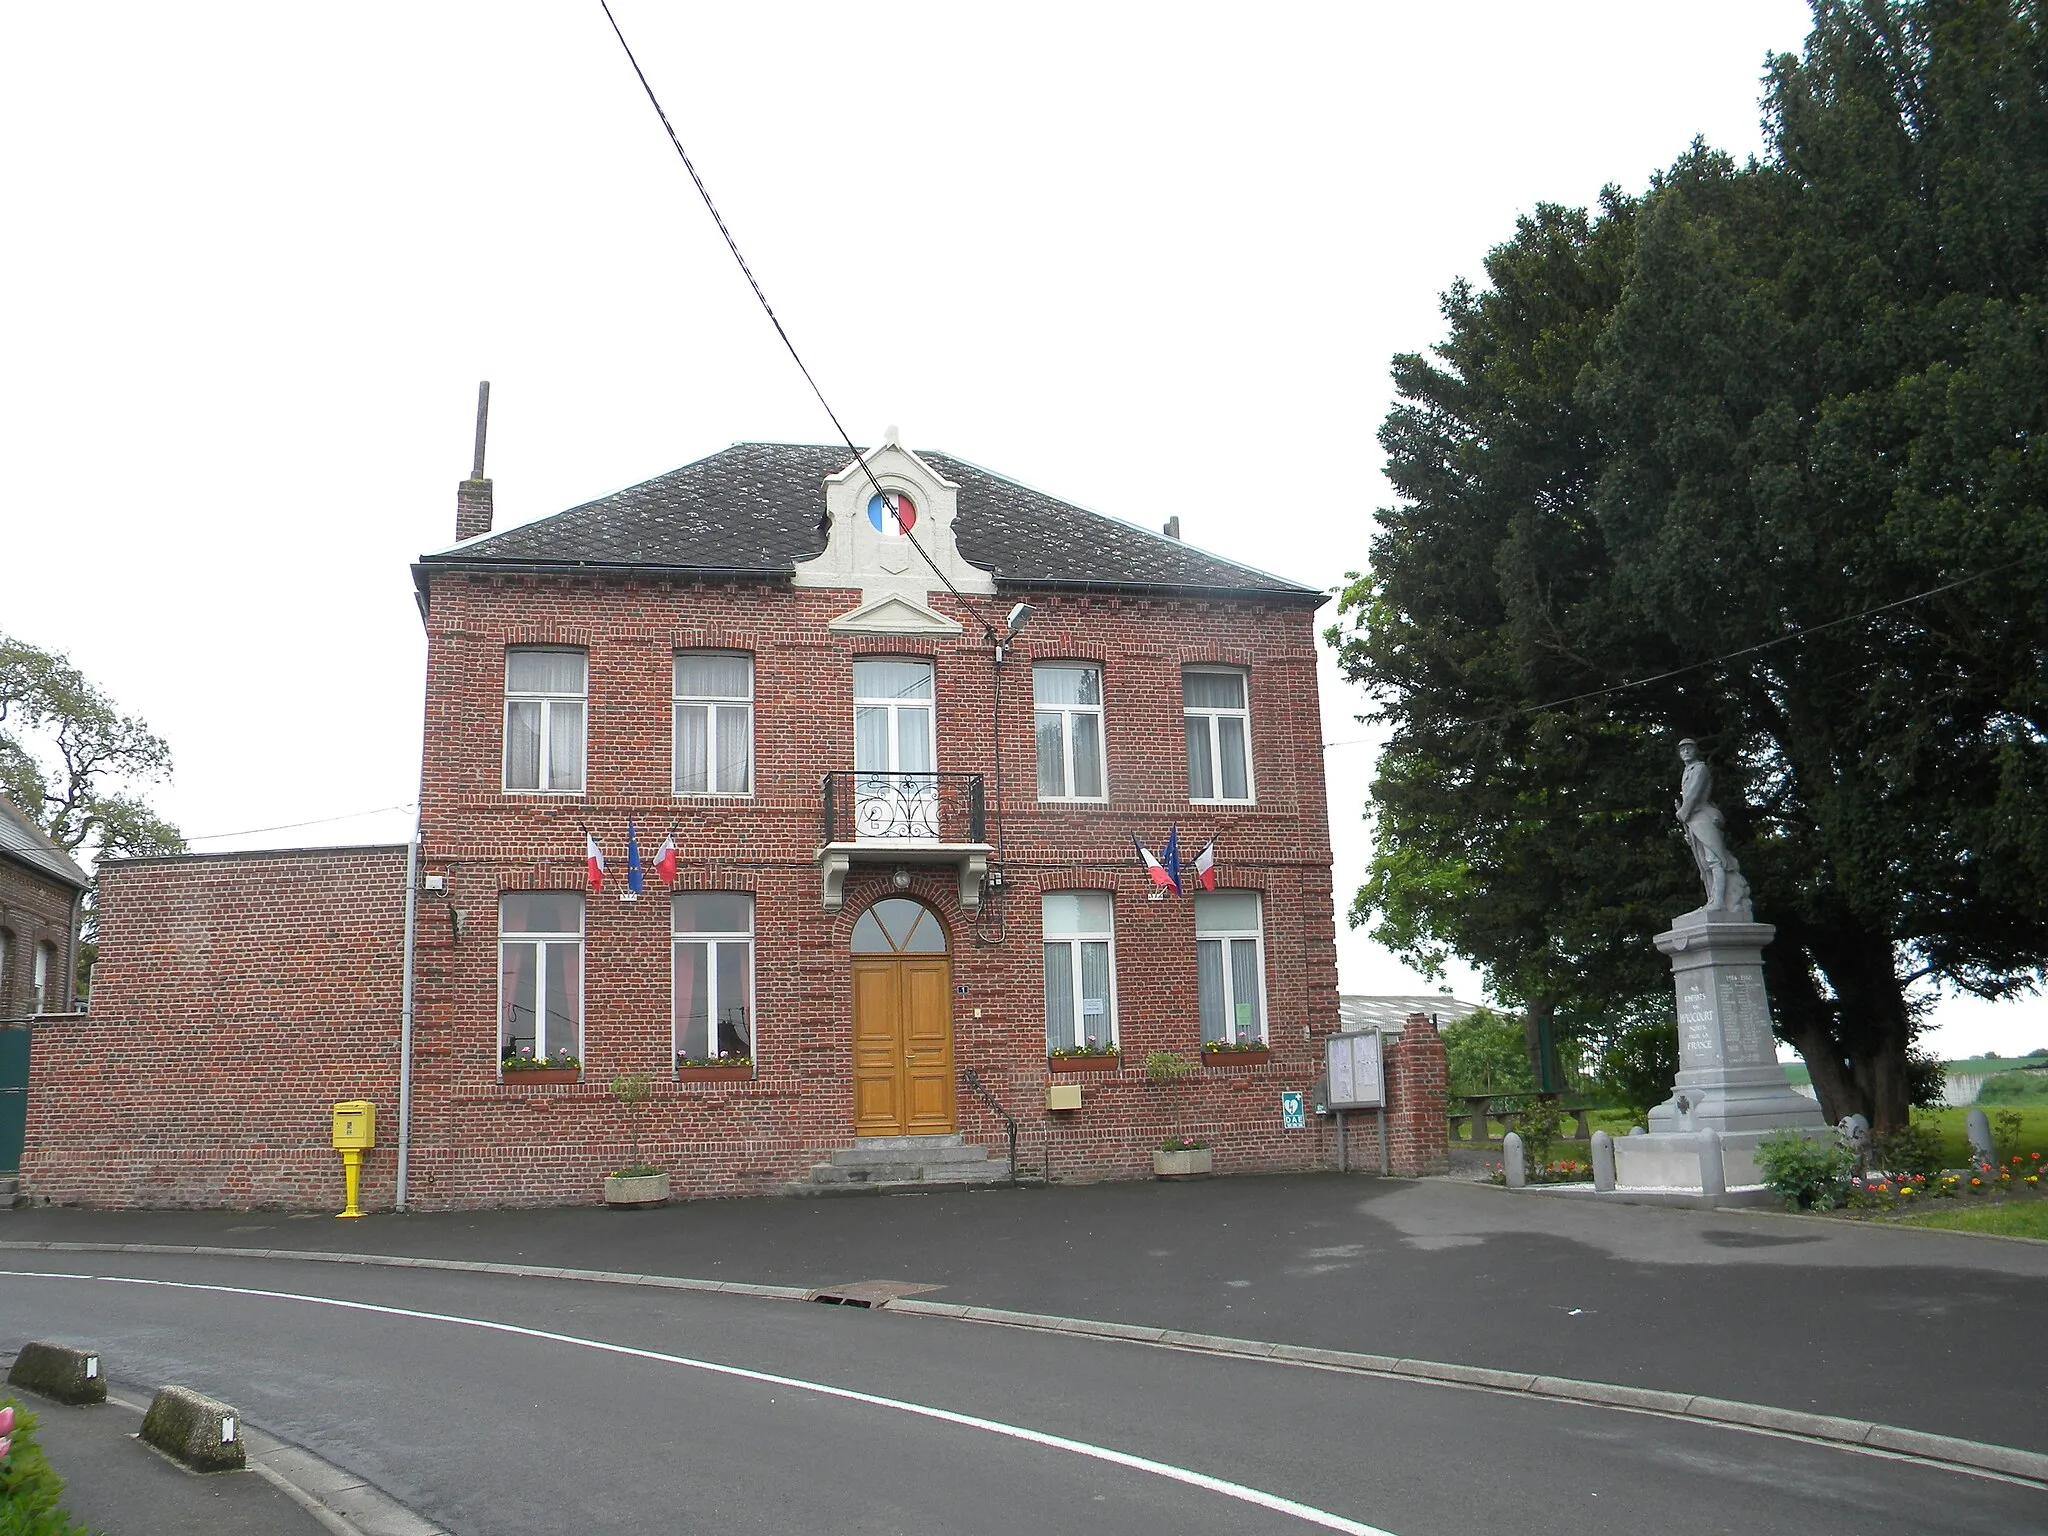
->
[19,846,408,1208]
[1384,1013,1451,1176]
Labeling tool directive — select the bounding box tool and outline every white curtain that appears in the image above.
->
[547,701,585,791]
[675,703,709,793]
[1197,939,1226,1043]
[505,701,541,789]
[716,704,751,793]
[1044,944,1076,1050]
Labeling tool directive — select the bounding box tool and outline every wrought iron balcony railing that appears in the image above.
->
[822,771,986,845]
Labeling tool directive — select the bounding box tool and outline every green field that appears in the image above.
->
[1895,1203,2048,1240]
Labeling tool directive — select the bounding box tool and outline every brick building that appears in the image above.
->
[0,795,86,1022]
[22,437,1447,1208]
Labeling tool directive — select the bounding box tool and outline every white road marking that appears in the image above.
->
[1,1269,1396,1535]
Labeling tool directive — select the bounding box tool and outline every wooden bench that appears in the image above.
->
[1449,1094,1594,1141]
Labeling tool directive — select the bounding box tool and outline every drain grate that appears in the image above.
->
[808,1279,945,1308]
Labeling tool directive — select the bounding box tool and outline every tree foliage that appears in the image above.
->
[1333,0,2048,1132]
[0,634,182,863]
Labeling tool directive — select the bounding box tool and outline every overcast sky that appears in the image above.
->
[3,3,2036,1055]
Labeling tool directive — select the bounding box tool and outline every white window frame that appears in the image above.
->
[31,940,51,1016]
[673,651,755,797]
[497,894,584,1070]
[1183,665,1254,804]
[1042,893,1118,1052]
[1195,890,1267,1045]
[1033,662,1107,803]
[503,648,587,794]
[672,894,756,1070]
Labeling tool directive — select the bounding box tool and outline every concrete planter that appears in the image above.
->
[1152,1146,1213,1178]
[603,1171,670,1208]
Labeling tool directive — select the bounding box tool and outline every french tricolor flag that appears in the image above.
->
[653,830,678,886]
[585,830,606,893]
[1136,830,1180,895]
[1192,837,1217,892]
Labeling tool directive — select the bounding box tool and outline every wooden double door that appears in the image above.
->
[851,898,955,1137]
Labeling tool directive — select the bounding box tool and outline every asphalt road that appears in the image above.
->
[8,1174,2043,1451]
[1,1248,2041,1535]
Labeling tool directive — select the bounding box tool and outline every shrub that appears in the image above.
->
[1441,1010,1536,1101]
[1991,1108,2025,1156]
[1977,1070,2048,1102]
[1870,1120,1945,1178]
[1755,1129,1858,1211]
[0,1400,92,1535]
[1515,1097,1563,1172]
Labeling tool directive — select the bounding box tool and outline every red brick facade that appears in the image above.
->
[20,460,1452,1209]
[21,847,408,1207]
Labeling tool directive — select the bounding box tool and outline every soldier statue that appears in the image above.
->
[1676,738,1750,917]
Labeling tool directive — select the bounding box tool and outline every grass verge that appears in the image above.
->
[1893,1202,2048,1240]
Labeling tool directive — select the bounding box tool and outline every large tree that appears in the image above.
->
[1,634,183,988]
[1336,0,2048,1131]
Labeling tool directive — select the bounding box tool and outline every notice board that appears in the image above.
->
[1325,1031,1385,1110]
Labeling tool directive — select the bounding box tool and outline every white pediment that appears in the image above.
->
[826,593,964,637]
[791,434,997,615]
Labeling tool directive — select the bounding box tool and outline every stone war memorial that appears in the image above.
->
[1608,738,1826,1198]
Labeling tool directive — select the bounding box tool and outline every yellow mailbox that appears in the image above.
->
[332,1101,376,1150]
[331,1100,376,1219]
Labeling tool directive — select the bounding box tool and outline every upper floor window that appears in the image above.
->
[1034,664,1106,801]
[31,940,53,1015]
[1043,892,1116,1052]
[675,652,753,796]
[504,648,586,793]
[499,892,583,1068]
[1183,667,1252,803]
[853,658,935,774]
[1195,890,1265,1045]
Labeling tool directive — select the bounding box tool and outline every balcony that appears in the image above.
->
[817,771,992,912]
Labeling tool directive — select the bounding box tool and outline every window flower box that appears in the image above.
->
[1200,1043,1271,1068]
[1048,1049,1121,1074]
[676,1054,753,1083]
[503,1048,581,1085]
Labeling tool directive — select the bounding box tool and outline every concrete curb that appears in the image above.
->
[103,1385,444,1535]
[5,1238,2042,1489]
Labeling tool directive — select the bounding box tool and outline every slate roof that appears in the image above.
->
[0,794,90,890]
[416,443,1320,601]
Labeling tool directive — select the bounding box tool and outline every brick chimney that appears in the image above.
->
[454,381,493,542]
[1162,516,1181,540]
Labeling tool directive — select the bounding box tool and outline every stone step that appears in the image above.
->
[802,1159,1012,1192]
[828,1141,992,1168]
[808,1157,1010,1185]
[843,1134,966,1155]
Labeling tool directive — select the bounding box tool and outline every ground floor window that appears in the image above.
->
[1043,891,1116,1051]
[675,892,753,1066]
[1195,890,1265,1045]
[499,893,583,1067]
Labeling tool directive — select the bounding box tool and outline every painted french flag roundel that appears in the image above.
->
[867,490,917,536]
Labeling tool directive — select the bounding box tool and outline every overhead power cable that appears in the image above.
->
[1325,556,2033,742]
[183,802,418,844]
[596,1,993,634]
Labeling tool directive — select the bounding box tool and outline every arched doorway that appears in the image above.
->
[850,898,954,1136]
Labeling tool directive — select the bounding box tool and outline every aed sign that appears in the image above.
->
[1280,1091,1305,1130]
[1325,1032,1385,1109]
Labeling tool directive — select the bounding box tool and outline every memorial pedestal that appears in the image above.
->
[1612,906,1825,1195]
